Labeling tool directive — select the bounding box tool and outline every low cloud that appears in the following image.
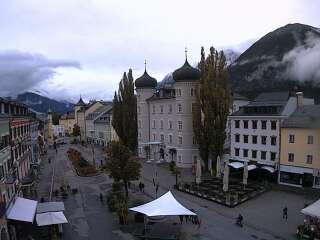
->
[0,50,80,96]
[239,30,320,83]
[282,31,320,82]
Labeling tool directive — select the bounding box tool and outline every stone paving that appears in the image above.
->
[35,142,318,240]
[136,161,317,240]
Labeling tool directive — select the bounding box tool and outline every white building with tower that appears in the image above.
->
[136,53,248,168]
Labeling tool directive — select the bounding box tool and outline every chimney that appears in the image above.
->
[296,92,303,108]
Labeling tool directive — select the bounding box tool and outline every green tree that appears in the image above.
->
[112,69,138,153]
[72,124,81,138]
[106,141,141,197]
[193,47,231,171]
[52,112,60,125]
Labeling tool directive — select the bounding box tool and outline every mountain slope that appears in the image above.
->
[229,23,320,101]
[17,92,74,114]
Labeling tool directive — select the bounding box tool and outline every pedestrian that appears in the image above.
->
[197,217,201,229]
[139,182,142,192]
[283,206,288,220]
[152,178,155,187]
[142,183,145,192]
[99,193,103,203]
[40,197,44,203]
[179,215,183,224]
[48,157,51,164]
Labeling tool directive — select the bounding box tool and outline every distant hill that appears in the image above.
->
[229,23,320,102]
[17,92,74,114]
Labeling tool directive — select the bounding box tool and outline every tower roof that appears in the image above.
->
[135,63,157,89]
[76,96,86,106]
[172,59,200,82]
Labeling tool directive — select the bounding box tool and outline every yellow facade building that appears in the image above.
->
[59,111,75,135]
[279,105,320,188]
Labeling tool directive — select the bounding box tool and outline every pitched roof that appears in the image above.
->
[282,105,320,128]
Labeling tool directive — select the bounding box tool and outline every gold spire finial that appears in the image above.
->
[144,59,147,72]
[185,47,188,60]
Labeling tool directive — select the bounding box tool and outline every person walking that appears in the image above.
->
[138,182,142,192]
[283,206,288,220]
[141,183,145,192]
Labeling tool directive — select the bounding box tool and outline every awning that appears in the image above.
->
[248,164,257,171]
[301,199,320,218]
[7,197,37,222]
[228,162,244,169]
[129,191,196,217]
[261,166,275,173]
[36,212,68,226]
[37,202,65,214]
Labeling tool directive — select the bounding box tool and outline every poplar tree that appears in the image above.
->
[193,47,231,171]
[112,69,138,153]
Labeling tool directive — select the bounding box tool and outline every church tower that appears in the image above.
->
[47,107,53,146]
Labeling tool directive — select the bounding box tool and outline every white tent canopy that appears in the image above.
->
[301,199,320,218]
[248,165,257,171]
[129,191,196,217]
[36,212,68,226]
[228,162,244,169]
[37,202,65,214]
[7,197,37,223]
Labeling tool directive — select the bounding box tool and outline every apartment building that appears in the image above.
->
[279,105,320,188]
[59,111,75,135]
[229,92,314,174]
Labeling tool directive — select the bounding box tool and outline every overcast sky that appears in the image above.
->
[0,0,319,103]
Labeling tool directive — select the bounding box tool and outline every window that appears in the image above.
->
[261,136,267,145]
[138,132,141,139]
[306,155,313,164]
[191,103,197,113]
[169,135,173,144]
[252,135,257,144]
[289,134,295,143]
[308,136,314,144]
[288,153,294,162]
[160,120,163,129]
[252,120,257,129]
[178,104,182,113]
[235,148,240,156]
[168,104,172,114]
[138,120,141,129]
[191,88,194,96]
[152,120,156,129]
[271,121,277,130]
[270,152,276,161]
[178,121,182,130]
[177,89,182,96]
[152,105,155,114]
[252,150,257,159]
[138,106,141,114]
[243,149,248,158]
[160,105,164,114]
[178,155,182,163]
[235,120,240,128]
[271,136,277,146]
[235,134,240,143]
[243,135,248,143]
[261,151,267,160]
[178,136,182,145]
[160,134,164,142]
[153,133,156,141]
[261,121,267,130]
[168,120,173,129]
[243,120,248,129]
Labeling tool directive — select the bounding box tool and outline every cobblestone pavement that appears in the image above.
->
[35,142,130,240]
[36,142,316,240]
[136,161,317,240]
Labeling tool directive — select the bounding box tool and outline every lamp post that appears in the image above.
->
[92,144,95,168]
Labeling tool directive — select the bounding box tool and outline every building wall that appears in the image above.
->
[280,128,320,169]
[230,116,281,167]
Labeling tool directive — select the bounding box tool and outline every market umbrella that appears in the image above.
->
[216,156,221,178]
[196,158,202,184]
[223,163,229,192]
[243,161,248,186]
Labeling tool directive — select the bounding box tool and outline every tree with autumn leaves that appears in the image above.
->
[193,47,231,172]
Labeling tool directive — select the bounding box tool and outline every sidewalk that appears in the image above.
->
[137,160,312,240]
